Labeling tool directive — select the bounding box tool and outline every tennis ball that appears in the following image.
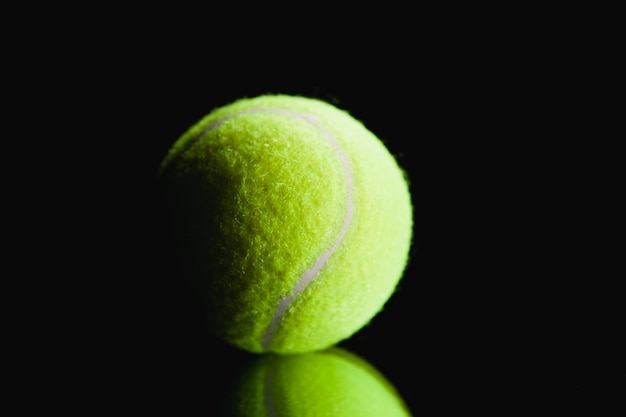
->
[220,347,413,417]
[158,94,413,354]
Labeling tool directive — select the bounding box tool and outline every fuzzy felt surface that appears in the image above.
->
[159,95,413,353]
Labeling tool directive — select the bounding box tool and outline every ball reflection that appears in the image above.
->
[218,346,412,417]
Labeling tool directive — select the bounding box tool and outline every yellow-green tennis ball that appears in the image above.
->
[221,347,413,417]
[158,94,413,354]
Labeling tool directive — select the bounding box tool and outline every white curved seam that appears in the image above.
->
[260,111,354,351]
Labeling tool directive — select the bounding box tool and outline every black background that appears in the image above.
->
[28,8,623,414]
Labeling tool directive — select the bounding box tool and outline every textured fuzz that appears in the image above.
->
[159,95,413,354]
[222,347,413,417]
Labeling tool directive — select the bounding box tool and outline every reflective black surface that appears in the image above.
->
[76,45,622,414]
